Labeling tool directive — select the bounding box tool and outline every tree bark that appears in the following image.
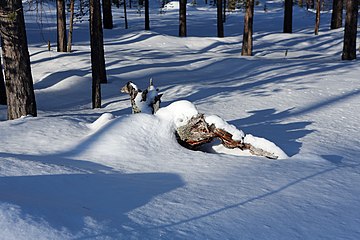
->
[144,0,150,30]
[0,0,37,119]
[0,55,6,105]
[241,0,254,56]
[89,0,107,108]
[314,0,321,35]
[102,0,113,29]
[179,0,187,37]
[124,0,128,29]
[217,0,224,37]
[67,0,75,52]
[331,0,343,29]
[342,0,358,60]
[56,0,67,52]
[283,0,292,33]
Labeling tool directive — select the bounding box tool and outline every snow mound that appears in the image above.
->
[87,113,114,131]
[244,134,289,159]
[205,114,245,141]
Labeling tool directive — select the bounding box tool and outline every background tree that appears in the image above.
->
[179,0,187,37]
[67,0,75,52]
[314,0,321,35]
[283,0,292,33]
[242,0,254,56]
[0,0,37,119]
[0,55,6,105]
[330,0,343,29]
[217,0,224,37]
[102,0,113,29]
[342,0,358,60]
[56,0,67,52]
[124,0,128,29]
[145,0,150,30]
[89,0,107,108]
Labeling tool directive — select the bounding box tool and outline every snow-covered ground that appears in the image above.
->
[1,1,360,239]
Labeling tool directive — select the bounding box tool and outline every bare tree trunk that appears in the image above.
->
[124,0,128,29]
[56,0,67,52]
[90,0,107,108]
[314,0,321,35]
[0,55,6,105]
[145,0,150,30]
[342,0,358,60]
[217,0,224,37]
[179,0,187,37]
[0,0,37,119]
[283,0,292,33]
[67,0,75,52]
[102,0,113,29]
[241,0,254,56]
[331,0,343,29]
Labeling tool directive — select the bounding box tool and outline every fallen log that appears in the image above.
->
[176,114,279,159]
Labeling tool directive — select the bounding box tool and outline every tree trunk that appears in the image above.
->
[145,0,150,30]
[56,0,67,52]
[67,0,75,52]
[342,0,358,60]
[90,0,107,108]
[283,0,292,33]
[179,0,187,37]
[124,0,128,29]
[331,0,343,29]
[217,0,224,37]
[314,0,321,35]
[241,0,254,56]
[0,0,37,119]
[102,0,113,29]
[0,55,6,105]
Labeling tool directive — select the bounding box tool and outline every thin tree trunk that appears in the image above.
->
[330,0,343,29]
[314,0,321,35]
[0,55,6,105]
[217,0,224,37]
[241,0,254,56]
[124,0,128,29]
[0,0,37,119]
[179,0,187,37]
[145,0,150,30]
[283,0,293,33]
[67,0,75,52]
[102,0,113,29]
[56,0,67,52]
[342,0,358,60]
[90,0,107,108]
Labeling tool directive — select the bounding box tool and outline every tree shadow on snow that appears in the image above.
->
[0,152,185,237]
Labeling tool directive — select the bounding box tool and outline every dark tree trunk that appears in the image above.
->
[124,0,128,29]
[89,0,107,108]
[67,0,75,52]
[283,0,293,33]
[241,0,254,56]
[217,0,224,37]
[179,0,187,37]
[145,0,150,30]
[102,0,113,29]
[0,55,6,105]
[0,0,37,119]
[56,0,67,52]
[342,0,358,60]
[314,0,321,35]
[331,0,343,29]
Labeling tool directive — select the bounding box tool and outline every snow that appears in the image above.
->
[1,0,360,239]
